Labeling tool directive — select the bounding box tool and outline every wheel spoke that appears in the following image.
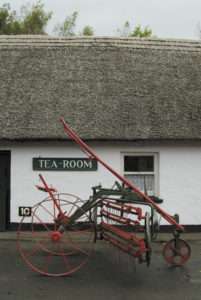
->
[39,203,54,218]
[20,231,50,238]
[44,244,54,273]
[167,244,176,252]
[178,247,189,259]
[77,214,90,220]
[63,228,93,237]
[25,240,51,259]
[61,239,89,256]
[66,202,77,219]
[58,243,71,272]
[38,201,57,231]
[53,199,57,231]
[32,210,52,232]
[59,207,79,232]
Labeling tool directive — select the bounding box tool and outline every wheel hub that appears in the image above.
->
[50,231,62,243]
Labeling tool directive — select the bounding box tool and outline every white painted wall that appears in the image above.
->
[1,141,201,225]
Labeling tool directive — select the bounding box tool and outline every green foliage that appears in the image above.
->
[0,2,153,38]
[82,25,94,36]
[54,13,95,37]
[0,1,52,35]
[54,11,78,37]
[0,3,22,34]
[117,21,153,38]
[130,25,152,38]
[20,1,52,34]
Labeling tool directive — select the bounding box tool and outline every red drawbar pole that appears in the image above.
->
[60,117,185,232]
[39,174,67,221]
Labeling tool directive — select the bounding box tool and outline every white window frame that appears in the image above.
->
[120,152,159,196]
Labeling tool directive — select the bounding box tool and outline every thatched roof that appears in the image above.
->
[0,35,201,141]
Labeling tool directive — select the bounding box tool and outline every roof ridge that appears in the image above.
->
[0,35,201,52]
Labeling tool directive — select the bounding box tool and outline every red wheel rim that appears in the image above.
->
[17,198,95,276]
[163,239,190,266]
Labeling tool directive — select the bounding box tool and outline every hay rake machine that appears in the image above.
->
[17,118,191,276]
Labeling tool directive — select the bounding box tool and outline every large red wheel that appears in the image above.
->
[17,197,95,276]
[163,239,190,266]
[31,193,87,256]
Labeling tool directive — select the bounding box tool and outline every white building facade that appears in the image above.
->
[1,139,201,229]
[0,36,201,231]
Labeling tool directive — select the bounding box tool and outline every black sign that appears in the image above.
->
[33,158,98,171]
[19,207,32,217]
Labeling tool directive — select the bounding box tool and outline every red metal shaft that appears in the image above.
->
[60,117,185,232]
[39,174,67,221]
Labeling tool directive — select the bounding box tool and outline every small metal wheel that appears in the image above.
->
[18,196,95,276]
[145,212,152,266]
[163,239,191,266]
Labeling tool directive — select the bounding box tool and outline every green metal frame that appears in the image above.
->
[73,181,178,243]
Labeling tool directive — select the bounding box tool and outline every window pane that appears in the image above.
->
[124,156,154,172]
[124,174,154,195]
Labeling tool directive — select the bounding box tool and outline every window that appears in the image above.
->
[121,153,158,196]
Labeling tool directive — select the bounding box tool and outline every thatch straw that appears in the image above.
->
[0,36,201,141]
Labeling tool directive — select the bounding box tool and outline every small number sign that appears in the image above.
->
[19,207,32,217]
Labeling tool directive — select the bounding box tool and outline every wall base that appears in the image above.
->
[8,223,201,233]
